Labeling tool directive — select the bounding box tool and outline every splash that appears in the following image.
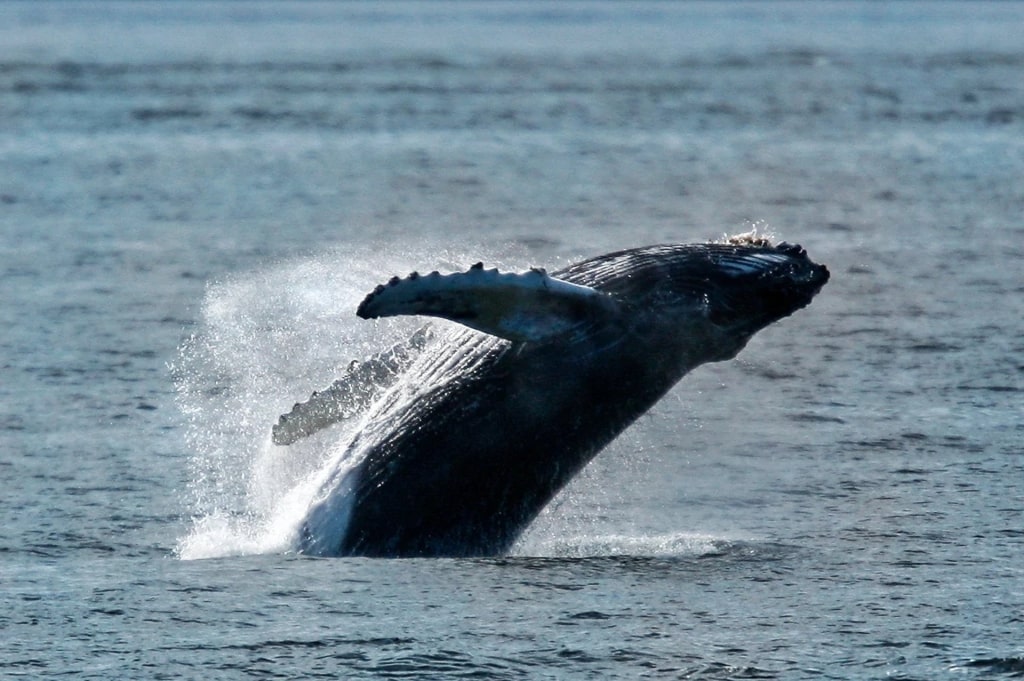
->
[173,244,465,558]
[173,242,536,560]
[719,221,777,247]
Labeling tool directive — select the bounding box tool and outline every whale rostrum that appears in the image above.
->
[356,264,620,343]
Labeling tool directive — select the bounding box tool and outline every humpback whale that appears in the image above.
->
[274,235,829,557]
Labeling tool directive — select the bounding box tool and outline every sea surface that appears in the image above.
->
[2,2,1023,678]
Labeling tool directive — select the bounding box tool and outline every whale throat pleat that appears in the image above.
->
[356,265,618,343]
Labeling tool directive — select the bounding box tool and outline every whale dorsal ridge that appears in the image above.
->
[356,264,618,343]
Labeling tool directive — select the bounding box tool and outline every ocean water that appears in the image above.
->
[2,1,1023,678]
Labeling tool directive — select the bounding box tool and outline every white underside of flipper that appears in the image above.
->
[356,264,619,343]
[272,327,432,445]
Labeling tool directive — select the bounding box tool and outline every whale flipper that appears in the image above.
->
[272,327,433,445]
[356,264,619,343]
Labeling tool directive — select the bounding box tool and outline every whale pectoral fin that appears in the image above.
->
[272,326,433,445]
[356,264,618,343]
[272,378,361,446]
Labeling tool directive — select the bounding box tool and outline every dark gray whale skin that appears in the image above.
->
[299,240,829,557]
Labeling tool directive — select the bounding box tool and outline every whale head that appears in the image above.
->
[560,236,829,361]
[693,239,829,340]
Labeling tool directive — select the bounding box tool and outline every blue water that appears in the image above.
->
[2,2,1022,678]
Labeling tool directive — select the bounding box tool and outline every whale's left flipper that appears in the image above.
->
[272,327,432,445]
[356,264,619,343]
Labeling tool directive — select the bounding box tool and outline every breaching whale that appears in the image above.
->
[274,235,829,557]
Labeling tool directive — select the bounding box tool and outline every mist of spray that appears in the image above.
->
[173,245,443,559]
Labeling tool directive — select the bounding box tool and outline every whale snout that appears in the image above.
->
[768,242,830,302]
[776,241,830,285]
[704,241,829,335]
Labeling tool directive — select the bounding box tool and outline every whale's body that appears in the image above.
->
[276,237,829,557]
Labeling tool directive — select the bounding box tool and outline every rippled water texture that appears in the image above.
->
[2,2,1022,679]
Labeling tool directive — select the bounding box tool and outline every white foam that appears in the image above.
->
[173,242,523,560]
[514,531,738,559]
